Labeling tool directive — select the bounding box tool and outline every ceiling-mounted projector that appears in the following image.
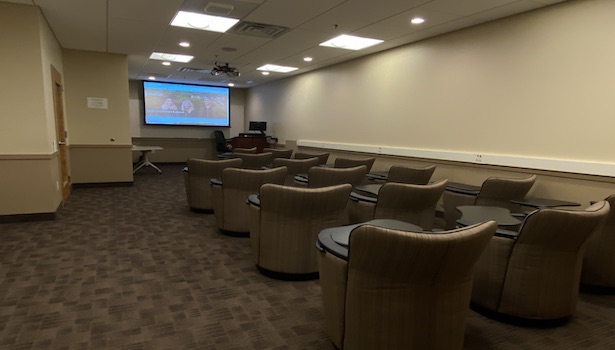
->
[211,62,240,77]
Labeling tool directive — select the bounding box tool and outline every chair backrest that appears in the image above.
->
[264,147,293,161]
[233,152,273,169]
[582,195,615,287]
[475,174,536,211]
[386,165,436,185]
[272,157,320,186]
[343,220,497,349]
[222,166,287,192]
[294,151,329,165]
[500,201,610,317]
[213,167,287,233]
[184,158,242,210]
[374,179,448,230]
[254,184,352,274]
[334,157,376,172]
[232,147,257,154]
[307,165,368,188]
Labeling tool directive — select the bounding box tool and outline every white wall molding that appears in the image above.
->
[297,140,615,178]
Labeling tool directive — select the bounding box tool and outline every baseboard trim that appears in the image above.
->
[0,211,56,224]
[72,182,133,188]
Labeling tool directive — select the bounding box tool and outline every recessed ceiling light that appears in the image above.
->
[411,17,425,24]
[228,83,235,87]
[162,61,171,66]
[149,52,194,63]
[319,34,383,51]
[303,57,313,62]
[257,64,298,73]
[179,41,190,47]
[261,71,270,76]
[171,11,239,33]
[148,76,156,80]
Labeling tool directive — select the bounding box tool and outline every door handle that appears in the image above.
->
[58,141,66,145]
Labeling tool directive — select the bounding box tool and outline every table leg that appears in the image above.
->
[133,150,162,174]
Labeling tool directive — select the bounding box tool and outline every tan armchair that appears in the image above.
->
[307,165,367,188]
[333,157,376,172]
[248,183,352,279]
[233,152,273,169]
[211,167,286,235]
[317,220,497,349]
[183,158,242,212]
[471,201,610,322]
[442,174,536,229]
[387,164,436,184]
[348,179,447,230]
[582,195,615,290]
[272,157,319,186]
[294,151,329,165]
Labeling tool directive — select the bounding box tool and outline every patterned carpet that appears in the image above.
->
[1,164,614,349]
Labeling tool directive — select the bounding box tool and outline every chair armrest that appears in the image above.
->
[210,178,223,186]
[349,191,377,203]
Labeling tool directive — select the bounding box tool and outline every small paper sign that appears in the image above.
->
[87,97,108,109]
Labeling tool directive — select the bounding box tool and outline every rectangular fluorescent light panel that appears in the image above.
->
[150,52,194,63]
[171,11,239,33]
[257,64,298,73]
[319,34,383,50]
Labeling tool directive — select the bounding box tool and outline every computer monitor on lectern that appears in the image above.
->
[249,121,267,135]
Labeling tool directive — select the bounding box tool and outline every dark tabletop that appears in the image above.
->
[456,205,522,227]
[317,219,422,260]
[445,182,481,195]
[510,197,580,209]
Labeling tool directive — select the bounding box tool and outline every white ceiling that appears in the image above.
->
[5,0,567,88]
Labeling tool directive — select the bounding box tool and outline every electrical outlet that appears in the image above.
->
[475,154,483,163]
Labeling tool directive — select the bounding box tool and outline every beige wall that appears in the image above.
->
[63,50,133,184]
[247,0,615,205]
[247,0,615,164]
[0,3,64,216]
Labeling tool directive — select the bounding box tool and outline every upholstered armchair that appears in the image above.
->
[387,164,436,184]
[272,157,319,186]
[233,152,273,169]
[442,174,536,229]
[348,179,448,230]
[210,167,286,235]
[582,195,615,290]
[471,201,610,322]
[333,157,376,172]
[183,158,242,212]
[317,219,497,349]
[263,147,293,162]
[294,151,330,165]
[307,165,368,189]
[248,183,352,279]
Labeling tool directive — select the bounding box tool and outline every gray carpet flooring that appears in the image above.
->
[1,164,614,349]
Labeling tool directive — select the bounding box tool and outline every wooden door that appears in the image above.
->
[51,66,70,203]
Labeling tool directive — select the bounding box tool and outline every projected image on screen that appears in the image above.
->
[142,81,230,127]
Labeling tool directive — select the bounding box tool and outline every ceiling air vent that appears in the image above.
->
[178,67,211,74]
[229,21,289,39]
